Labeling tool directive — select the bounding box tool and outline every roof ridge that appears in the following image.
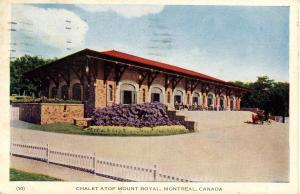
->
[99,49,227,83]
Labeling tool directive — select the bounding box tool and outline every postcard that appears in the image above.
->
[0,0,298,193]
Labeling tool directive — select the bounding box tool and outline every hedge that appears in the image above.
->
[10,96,82,104]
[85,125,189,136]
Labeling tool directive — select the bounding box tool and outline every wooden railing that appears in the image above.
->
[10,141,194,182]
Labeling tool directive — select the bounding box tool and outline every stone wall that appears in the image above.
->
[19,103,84,125]
[19,103,41,124]
[167,110,196,132]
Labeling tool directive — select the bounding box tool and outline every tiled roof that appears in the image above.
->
[98,50,227,83]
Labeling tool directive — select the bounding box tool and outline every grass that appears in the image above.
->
[29,122,86,135]
[25,122,190,136]
[10,168,62,181]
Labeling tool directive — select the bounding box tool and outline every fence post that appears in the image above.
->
[153,164,157,181]
[93,153,96,174]
[46,144,49,163]
[10,138,13,156]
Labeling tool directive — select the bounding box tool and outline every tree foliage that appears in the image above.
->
[231,76,289,121]
[10,55,56,96]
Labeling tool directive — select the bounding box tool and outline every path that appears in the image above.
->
[10,111,289,182]
[11,156,114,181]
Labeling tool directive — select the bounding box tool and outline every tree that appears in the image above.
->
[270,82,289,122]
[10,55,56,96]
[234,76,289,122]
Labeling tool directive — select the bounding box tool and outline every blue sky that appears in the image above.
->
[11,4,289,82]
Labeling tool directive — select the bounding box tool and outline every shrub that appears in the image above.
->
[85,125,189,136]
[10,96,82,104]
[92,103,181,128]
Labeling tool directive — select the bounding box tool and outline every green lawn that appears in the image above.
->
[29,122,86,135]
[25,122,190,136]
[10,168,62,181]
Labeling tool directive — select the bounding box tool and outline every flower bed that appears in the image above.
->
[92,103,181,128]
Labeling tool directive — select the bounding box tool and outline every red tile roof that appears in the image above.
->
[98,50,227,84]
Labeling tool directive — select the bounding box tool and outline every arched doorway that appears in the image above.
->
[151,87,163,103]
[61,85,69,100]
[220,96,225,110]
[174,90,183,105]
[51,87,58,98]
[230,97,235,110]
[207,93,214,109]
[72,83,82,101]
[120,83,136,104]
[192,92,200,105]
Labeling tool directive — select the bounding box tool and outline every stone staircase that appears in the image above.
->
[168,111,253,131]
[167,111,198,132]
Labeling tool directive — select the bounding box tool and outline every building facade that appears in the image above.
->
[24,49,249,116]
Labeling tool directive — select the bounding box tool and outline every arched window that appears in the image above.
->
[207,94,214,107]
[192,92,200,105]
[120,83,136,104]
[72,83,82,101]
[142,88,146,103]
[174,90,183,104]
[51,87,57,98]
[151,87,163,103]
[108,85,113,101]
[187,93,190,105]
[167,91,171,103]
[61,85,69,100]
[220,96,225,110]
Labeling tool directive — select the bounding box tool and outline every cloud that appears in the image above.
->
[76,4,165,18]
[12,5,88,51]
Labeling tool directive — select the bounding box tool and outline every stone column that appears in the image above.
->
[115,83,120,104]
[226,96,230,111]
[48,85,51,98]
[237,97,241,110]
[170,89,174,110]
[216,95,220,111]
[68,85,72,100]
[203,93,207,108]
[200,92,203,106]
[186,91,192,106]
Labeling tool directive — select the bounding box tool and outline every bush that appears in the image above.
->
[10,96,82,104]
[92,103,181,128]
[85,125,189,136]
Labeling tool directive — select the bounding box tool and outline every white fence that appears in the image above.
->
[10,141,194,182]
[10,106,20,121]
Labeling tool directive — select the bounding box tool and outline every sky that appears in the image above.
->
[10,4,289,82]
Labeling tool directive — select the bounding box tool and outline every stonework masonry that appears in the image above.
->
[19,103,84,125]
[23,49,247,127]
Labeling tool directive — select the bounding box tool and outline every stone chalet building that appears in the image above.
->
[24,49,249,116]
